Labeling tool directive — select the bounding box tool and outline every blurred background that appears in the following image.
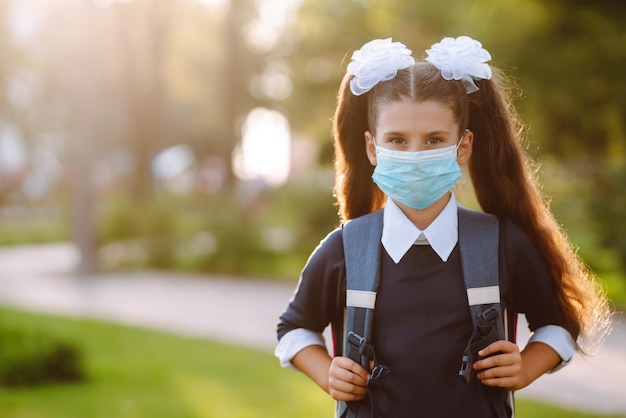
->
[0,0,625,294]
[0,0,625,416]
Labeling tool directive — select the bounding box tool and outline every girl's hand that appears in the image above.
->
[473,340,525,391]
[328,356,370,401]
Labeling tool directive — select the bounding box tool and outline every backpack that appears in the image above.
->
[333,206,515,418]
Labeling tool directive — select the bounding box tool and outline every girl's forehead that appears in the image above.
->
[375,99,458,133]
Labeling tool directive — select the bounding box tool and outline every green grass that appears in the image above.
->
[516,398,624,418]
[0,221,69,246]
[0,307,332,418]
[0,307,621,418]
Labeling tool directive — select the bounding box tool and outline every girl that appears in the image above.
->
[276,36,610,417]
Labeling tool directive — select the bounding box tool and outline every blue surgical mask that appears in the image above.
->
[371,139,463,210]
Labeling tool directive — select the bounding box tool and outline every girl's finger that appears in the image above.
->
[474,352,520,371]
[476,364,520,381]
[329,377,370,396]
[329,386,369,402]
[478,376,518,388]
[478,340,518,357]
[332,357,370,381]
[331,366,368,387]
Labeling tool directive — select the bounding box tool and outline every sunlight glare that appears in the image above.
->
[246,0,300,53]
[232,108,291,186]
[199,0,228,7]
[93,0,131,7]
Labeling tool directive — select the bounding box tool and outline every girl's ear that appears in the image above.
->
[365,131,377,166]
[457,130,474,165]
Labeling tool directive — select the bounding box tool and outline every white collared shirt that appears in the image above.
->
[382,193,458,263]
[276,194,575,370]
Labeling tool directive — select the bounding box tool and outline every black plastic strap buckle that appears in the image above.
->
[368,364,390,387]
[459,351,473,383]
[347,331,374,364]
[477,306,499,325]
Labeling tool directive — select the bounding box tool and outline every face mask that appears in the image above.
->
[371,139,463,210]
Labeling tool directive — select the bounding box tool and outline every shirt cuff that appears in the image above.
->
[275,328,327,370]
[528,325,576,373]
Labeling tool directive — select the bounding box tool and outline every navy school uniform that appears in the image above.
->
[277,206,569,418]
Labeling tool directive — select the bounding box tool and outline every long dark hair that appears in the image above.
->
[332,60,610,351]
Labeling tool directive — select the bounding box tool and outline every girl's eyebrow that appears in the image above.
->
[381,130,408,136]
[381,130,452,137]
[423,130,452,137]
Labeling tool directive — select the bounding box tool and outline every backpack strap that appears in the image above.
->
[338,210,384,418]
[458,207,513,418]
[342,210,383,362]
[457,207,505,382]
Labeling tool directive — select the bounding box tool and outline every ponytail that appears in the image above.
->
[333,73,385,223]
[468,70,611,351]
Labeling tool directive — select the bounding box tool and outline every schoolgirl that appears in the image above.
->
[276,36,610,417]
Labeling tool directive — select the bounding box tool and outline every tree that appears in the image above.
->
[114,0,172,198]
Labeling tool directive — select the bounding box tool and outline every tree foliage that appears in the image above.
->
[0,0,624,278]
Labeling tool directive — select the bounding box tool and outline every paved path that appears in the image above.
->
[0,242,624,416]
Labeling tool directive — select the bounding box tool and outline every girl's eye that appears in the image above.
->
[389,137,406,145]
[426,137,443,145]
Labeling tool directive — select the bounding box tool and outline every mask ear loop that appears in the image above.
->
[456,129,471,151]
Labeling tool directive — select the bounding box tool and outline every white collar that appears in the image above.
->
[382,194,459,264]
